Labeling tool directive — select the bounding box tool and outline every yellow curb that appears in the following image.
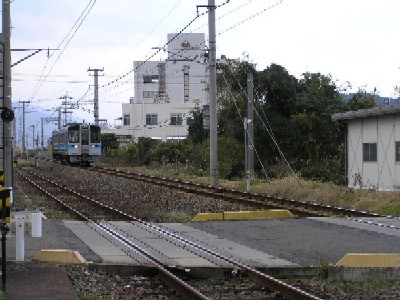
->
[192,212,224,222]
[192,210,293,222]
[34,249,87,264]
[336,253,400,267]
[223,209,294,220]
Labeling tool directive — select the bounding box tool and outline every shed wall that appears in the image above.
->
[347,114,400,190]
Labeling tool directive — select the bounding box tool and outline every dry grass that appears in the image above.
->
[104,164,400,216]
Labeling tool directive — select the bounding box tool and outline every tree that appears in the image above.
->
[137,137,159,165]
[345,89,376,111]
[101,133,119,155]
[187,107,208,144]
[257,63,297,117]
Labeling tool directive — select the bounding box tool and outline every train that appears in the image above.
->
[51,123,101,165]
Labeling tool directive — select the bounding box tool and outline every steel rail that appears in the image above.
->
[17,168,324,300]
[91,166,381,218]
[15,169,211,300]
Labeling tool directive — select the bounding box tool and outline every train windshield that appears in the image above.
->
[68,126,80,143]
[90,126,101,143]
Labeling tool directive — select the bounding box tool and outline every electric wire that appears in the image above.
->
[28,0,97,101]
[221,71,269,180]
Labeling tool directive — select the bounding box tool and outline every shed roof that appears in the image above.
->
[331,105,400,121]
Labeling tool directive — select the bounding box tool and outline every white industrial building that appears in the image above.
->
[106,33,208,142]
[332,105,400,190]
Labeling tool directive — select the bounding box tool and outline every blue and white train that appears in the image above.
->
[52,123,101,165]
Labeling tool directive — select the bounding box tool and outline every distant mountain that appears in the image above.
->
[341,93,400,106]
[13,104,90,149]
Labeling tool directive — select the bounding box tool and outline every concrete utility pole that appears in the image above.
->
[57,107,62,129]
[88,68,104,126]
[208,0,218,187]
[245,72,254,192]
[30,125,34,149]
[247,72,254,173]
[40,117,57,150]
[2,0,13,187]
[19,101,30,158]
[40,118,44,150]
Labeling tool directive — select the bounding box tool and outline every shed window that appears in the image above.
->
[396,142,400,162]
[363,143,377,162]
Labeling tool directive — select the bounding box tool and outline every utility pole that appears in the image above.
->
[57,107,62,129]
[88,68,104,126]
[59,92,73,127]
[40,117,57,150]
[40,118,44,150]
[2,0,13,188]
[208,0,218,186]
[245,72,254,192]
[19,101,30,158]
[30,125,34,149]
[247,72,254,173]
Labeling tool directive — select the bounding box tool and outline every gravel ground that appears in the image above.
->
[64,264,400,300]
[12,162,400,299]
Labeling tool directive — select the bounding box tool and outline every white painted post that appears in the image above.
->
[15,218,24,261]
[31,212,42,238]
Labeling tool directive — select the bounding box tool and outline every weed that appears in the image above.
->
[316,261,329,280]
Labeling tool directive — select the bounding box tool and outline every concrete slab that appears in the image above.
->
[64,221,296,268]
[161,223,297,267]
[309,217,400,238]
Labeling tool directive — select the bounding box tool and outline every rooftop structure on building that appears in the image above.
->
[104,32,209,142]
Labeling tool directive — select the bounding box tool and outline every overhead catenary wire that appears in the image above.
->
[221,71,269,181]
[28,0,97,101]
[22,0,284,131]
[98,0,283,99]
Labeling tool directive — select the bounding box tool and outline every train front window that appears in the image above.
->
[81,129,89,145]
[68,127,79,143]
[90,126,101,143]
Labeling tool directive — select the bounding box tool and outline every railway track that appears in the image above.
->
[16,167,324,300]
[88,165,382,218]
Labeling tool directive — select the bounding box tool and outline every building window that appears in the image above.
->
[183,65,189,102]
[123,114,130,126]
[143,91,157,98]
[143,75,159,83]
[363,143,377,162]
[396,142,400,162]
[146,114,158,126]
[170,113,182,125]
[186,117,193,126]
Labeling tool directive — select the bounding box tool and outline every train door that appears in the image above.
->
[67,125,81,156]
[89,125,101,156]
[80,126,90,158]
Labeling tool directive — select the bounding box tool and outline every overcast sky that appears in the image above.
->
[9,0,400,142]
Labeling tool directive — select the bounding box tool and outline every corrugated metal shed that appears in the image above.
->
[332,105,400,121]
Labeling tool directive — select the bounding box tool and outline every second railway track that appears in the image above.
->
[87,164,382,218]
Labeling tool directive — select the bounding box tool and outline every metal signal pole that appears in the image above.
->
[208,0,218,186]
